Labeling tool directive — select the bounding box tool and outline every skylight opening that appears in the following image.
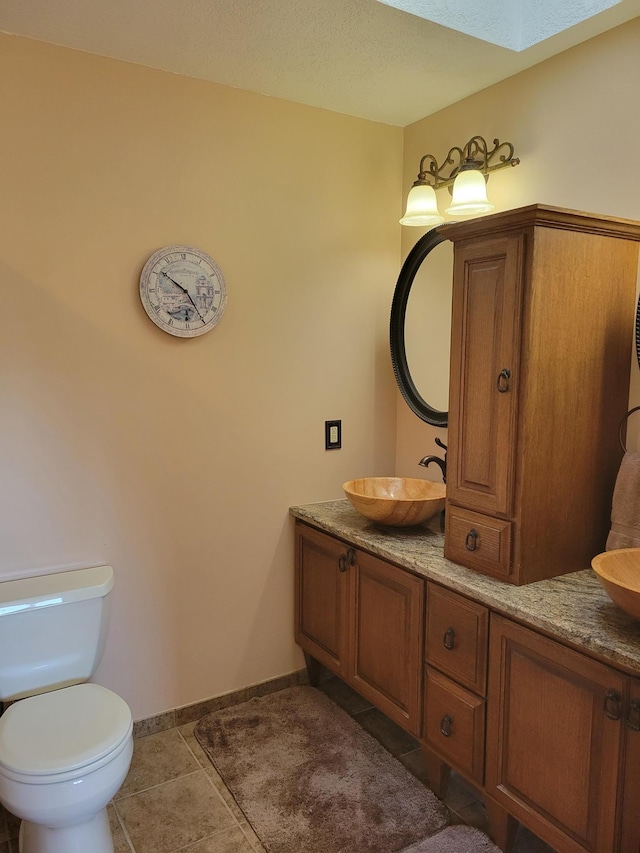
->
[376,0,624,51]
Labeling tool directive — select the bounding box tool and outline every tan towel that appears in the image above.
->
[606,452,640,550]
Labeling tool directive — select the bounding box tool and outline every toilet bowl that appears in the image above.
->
[0,683,133,853]
[0,566,133,853]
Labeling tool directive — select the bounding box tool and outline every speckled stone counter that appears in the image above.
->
[290,500,640,676]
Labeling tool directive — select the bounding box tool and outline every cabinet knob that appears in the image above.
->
[496,368,511,393]
[443,627,456,650]
[338,549,355,572]
[465,529,478,551]
[627,698,640,731]
[440,715,453,737]
[604,689,622,720]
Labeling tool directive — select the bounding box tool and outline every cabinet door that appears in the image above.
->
[349,551,424,736]
[486,616,625,853]
[294,524,349,678]
[619,677,640,853]
[447,234,524,517]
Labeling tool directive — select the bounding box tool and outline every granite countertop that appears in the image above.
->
[290,500,640,676]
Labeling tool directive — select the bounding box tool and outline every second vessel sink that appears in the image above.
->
[343,477,445,528]
[591,548,640,619]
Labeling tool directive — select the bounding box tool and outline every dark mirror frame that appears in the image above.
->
[390,227,450,427]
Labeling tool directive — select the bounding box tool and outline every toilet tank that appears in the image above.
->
[0,565,114,702]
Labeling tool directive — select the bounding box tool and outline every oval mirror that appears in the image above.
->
[390,229,453,427]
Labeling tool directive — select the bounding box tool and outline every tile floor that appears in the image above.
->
[0,677,555,853]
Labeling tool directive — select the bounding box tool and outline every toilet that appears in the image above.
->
[0,565,133,853]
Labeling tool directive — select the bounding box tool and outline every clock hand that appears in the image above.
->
[161,272,206,324]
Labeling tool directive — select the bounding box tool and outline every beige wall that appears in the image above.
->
[0,35,403,720]
[4,17,640,722]
[396,17,640,477]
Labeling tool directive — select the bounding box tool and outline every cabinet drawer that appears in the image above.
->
[423,667,485,785]
[426,583,488,696]
[445,506,512,579]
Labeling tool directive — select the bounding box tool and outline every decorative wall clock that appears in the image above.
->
[139,245,227,337]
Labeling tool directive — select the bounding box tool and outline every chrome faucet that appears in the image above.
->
[419,437,447,484]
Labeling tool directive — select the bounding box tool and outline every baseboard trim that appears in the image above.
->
[132,668,309,738]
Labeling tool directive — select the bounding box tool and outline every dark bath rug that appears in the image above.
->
[195,685,462,853]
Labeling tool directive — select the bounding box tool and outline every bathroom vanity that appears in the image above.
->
[291,501,640,853]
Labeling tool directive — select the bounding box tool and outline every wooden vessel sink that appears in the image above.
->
[591,548,640,619]
[343,477,445,527]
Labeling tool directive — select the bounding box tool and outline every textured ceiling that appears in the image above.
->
[1,0,639,125]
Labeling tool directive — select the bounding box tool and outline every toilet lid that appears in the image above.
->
[0,683,132,776]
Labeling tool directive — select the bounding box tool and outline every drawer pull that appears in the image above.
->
[443,627,456,650]
[604,689,622,720]
[465,529,478,551]
[497,368,511,393]
[628,699,640,732]
[440,715,453,737]
[338,554,347,573]
[346,548,356,566]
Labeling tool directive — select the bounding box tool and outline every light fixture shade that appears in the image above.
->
[399,183,445,227]
[445,170,495,216]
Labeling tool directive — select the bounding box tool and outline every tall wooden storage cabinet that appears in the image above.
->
[441,205,640,584]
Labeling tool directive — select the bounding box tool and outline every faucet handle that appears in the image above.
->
[435,437,448,452]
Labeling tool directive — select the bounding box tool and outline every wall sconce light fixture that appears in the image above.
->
[400,136,520,226]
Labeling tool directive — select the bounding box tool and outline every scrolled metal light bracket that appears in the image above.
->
[413,136,519,191]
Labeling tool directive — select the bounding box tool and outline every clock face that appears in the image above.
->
[139,245,227,337]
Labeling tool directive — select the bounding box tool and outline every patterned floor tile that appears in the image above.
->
[108,803,133,852]
[455,800,490,835]
[398,748,431,784]
[177,722,211,768]
[201,763,246,823]
[117,728,201,799]
[2,811,18,845]
[238,821,268,853]
[513,825,557,853]
[353,706,420,756]
[318,677,375,715]
[175,825,255,852]
[115,770,236,853]
[441,771,482,811]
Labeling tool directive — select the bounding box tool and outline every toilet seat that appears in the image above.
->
[0,683,132,783]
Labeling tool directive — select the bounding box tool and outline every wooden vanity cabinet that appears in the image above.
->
[619,676,640,853]
[441,206,640,585]
[294,521,424,736]
[293,516,640,853]
[486,615,631,853]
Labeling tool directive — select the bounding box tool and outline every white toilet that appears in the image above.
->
[0,565,133,853]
